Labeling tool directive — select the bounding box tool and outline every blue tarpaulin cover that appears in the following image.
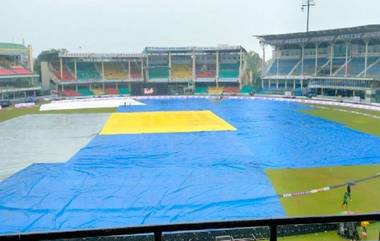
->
[1,99,380,234]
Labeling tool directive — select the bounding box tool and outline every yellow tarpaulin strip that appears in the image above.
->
[100,110,236,135]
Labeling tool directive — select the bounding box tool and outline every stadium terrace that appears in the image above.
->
[257,24,380,101]
[38,46,248,97]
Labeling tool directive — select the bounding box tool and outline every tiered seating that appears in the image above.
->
[292,58,328,75]
[208,87,224,95]
[105,87,118,95]
[77,62,100,80]
[266,59,299,75]
[171,64,192,79]
[219,63,239,78]
[0,65,32,76]
[63,89,80,97]
[129,62,143,79]
[223,86,240,94]
[195,86,208,94]
[78,87,94,96]
[240,85,254,94]
[149,67,169,79]
[119,87,130,95]
[104,63,128,80]
[0,66,15,75]
[51,63,75,81]
[92,88,104,96]
[365,57,380,77]
[11,66,31,75]
[196,64,216,78]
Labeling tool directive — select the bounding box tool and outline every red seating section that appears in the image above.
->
[63,89,80,97]
[11,66,31,75]
[105,88,118,95]
[0,66,32,76]
[223,87,240,94]
[130,72,142,79]
[196,71,216,78]
[51,63,75,81]
[53,69,76,81]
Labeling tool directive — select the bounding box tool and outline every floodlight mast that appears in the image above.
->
[301,0,315,32]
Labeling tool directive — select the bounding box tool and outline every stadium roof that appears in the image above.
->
[144,46,247,54]
[0,42,27,50]
[256,25,380,45]
[59,53,145,59]
[0,42,28,55]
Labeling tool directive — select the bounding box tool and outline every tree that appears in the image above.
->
[245,51,262,89]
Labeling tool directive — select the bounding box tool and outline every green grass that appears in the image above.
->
[0,105,116,123]
[302,105,380,137]
[267,165,380,217]
[267,165,380,240]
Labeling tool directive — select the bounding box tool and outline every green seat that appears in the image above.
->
[195,87,208,94]
[240,85,254,94]
[149,67,169,79]
[119,87,130,95]
[78,87,94,96]
[77,62,101,80]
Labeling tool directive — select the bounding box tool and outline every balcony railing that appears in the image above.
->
[0,213,379,241]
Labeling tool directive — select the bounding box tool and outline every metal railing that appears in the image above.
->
[0,213,379,241]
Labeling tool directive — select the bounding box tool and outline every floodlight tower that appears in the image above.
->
[301,0,315,32]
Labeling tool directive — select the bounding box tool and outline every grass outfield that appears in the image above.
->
[267,165,380,216]
[302,105,380,137]
[0,105,116,123]
[267,165,380,240]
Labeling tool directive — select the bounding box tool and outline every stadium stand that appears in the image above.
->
[171,64,192,80]
[0,66,15,75]
[258,25,380,101]
[195,86,208,94]
[223,86,240,94]
[92,88,104,96]
[196,64,216,78]
[51,62,75,81]
[149,67,169,79]
[104,63,128,80]
[62,89,80,97]
[78,87,94,96]
[240,85,254,94]
[219,63,240,78]
[77,62,100,80]
[208,87,224,95]
[118,87,130,95]
[105,87,118,95]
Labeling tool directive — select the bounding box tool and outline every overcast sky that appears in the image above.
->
[1,0,380,56]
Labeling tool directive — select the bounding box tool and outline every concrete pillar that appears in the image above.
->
[101,62,105,80]
[301,45,305,76]
[364,40,369,77]
[192,52,196,86]
[59,58,63,80]
[74,59,77,80]
[330,44,334,76]
[168,53,172,81]
[315,43,318,75]
[293,79,296,89]
[216,51,219,87]
[128,60,131,81]
[345,42,349,77]
[276,47,280,76]
[239,49,243,86]
[276,79,279,89]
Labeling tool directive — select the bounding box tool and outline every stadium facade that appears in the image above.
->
[0,43,40,100]
[257,25,380,102]
[40,46,249,97]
